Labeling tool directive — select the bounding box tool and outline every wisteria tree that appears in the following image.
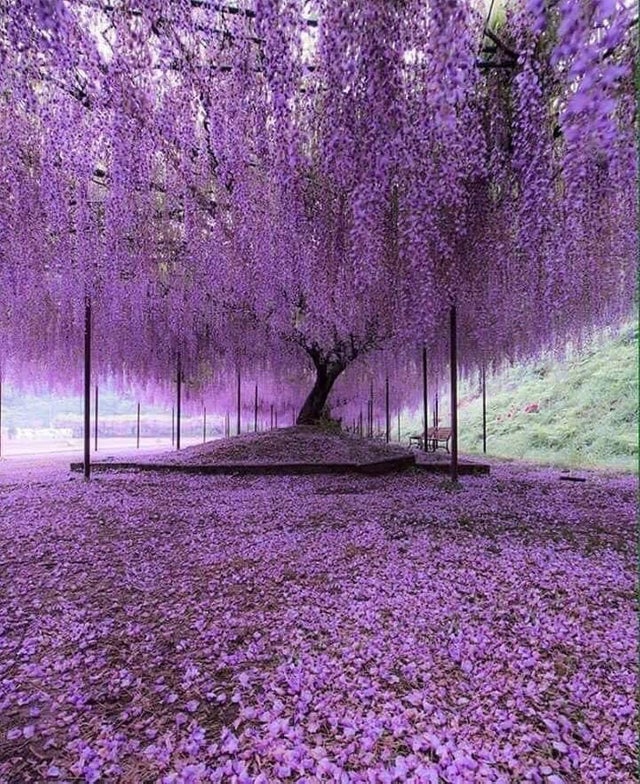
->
[0,0,636,422]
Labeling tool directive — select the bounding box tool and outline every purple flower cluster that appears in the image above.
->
[0,1,634,411]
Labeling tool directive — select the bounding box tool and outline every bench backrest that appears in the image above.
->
[427,427,451,439]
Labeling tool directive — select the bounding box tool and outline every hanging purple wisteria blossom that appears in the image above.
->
[0,0,635,419]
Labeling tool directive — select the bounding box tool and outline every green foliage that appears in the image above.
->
[458,325,638,472]
[0,387,164,430]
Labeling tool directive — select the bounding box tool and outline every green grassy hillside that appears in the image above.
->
[457,324,638,472]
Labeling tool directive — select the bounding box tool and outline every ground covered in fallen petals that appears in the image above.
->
[146,427,411,466]
[0,461,636,783]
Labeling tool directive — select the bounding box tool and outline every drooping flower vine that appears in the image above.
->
[0,0,635,416]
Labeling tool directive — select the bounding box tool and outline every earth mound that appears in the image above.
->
[147,425,413,465]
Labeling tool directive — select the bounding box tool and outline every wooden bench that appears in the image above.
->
[428,427,452,452]
[409,428,453,453]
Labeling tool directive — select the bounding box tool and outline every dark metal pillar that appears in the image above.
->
[254,385,258,432]
[236,370,241,436]
[450,305,459,483]
[203,406,207,443]
[422,345,428,453]
[176,353,182,451]
[94,385,98,452]
[385,377,390,443]
[482,364,487,454]
[270,403,274,430]
[83,298,91,480]
[171,407,175,447]
[136,402,140,448]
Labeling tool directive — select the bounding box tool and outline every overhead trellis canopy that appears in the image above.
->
[0,0,636,421]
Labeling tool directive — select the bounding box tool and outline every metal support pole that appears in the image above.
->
[176,353,182,451]
[136,402,140,448]
[434,392,439,428]
[482,364,487,454]
[0,374,3,458]
[203,406,207,443]
[225,412,229,437]
[397,411,401,442]
[171,407,175,446]
[236,370,241,436]
[450,305,459,483]
[94,385,98,452]
[254,384,258,432]
[422,345,428,453]
[385,377,390,443]
[83,298,91,480]
[270,403,274,430]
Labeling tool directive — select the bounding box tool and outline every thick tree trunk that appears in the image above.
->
[296,361,345,425]
[294,328,379,426]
